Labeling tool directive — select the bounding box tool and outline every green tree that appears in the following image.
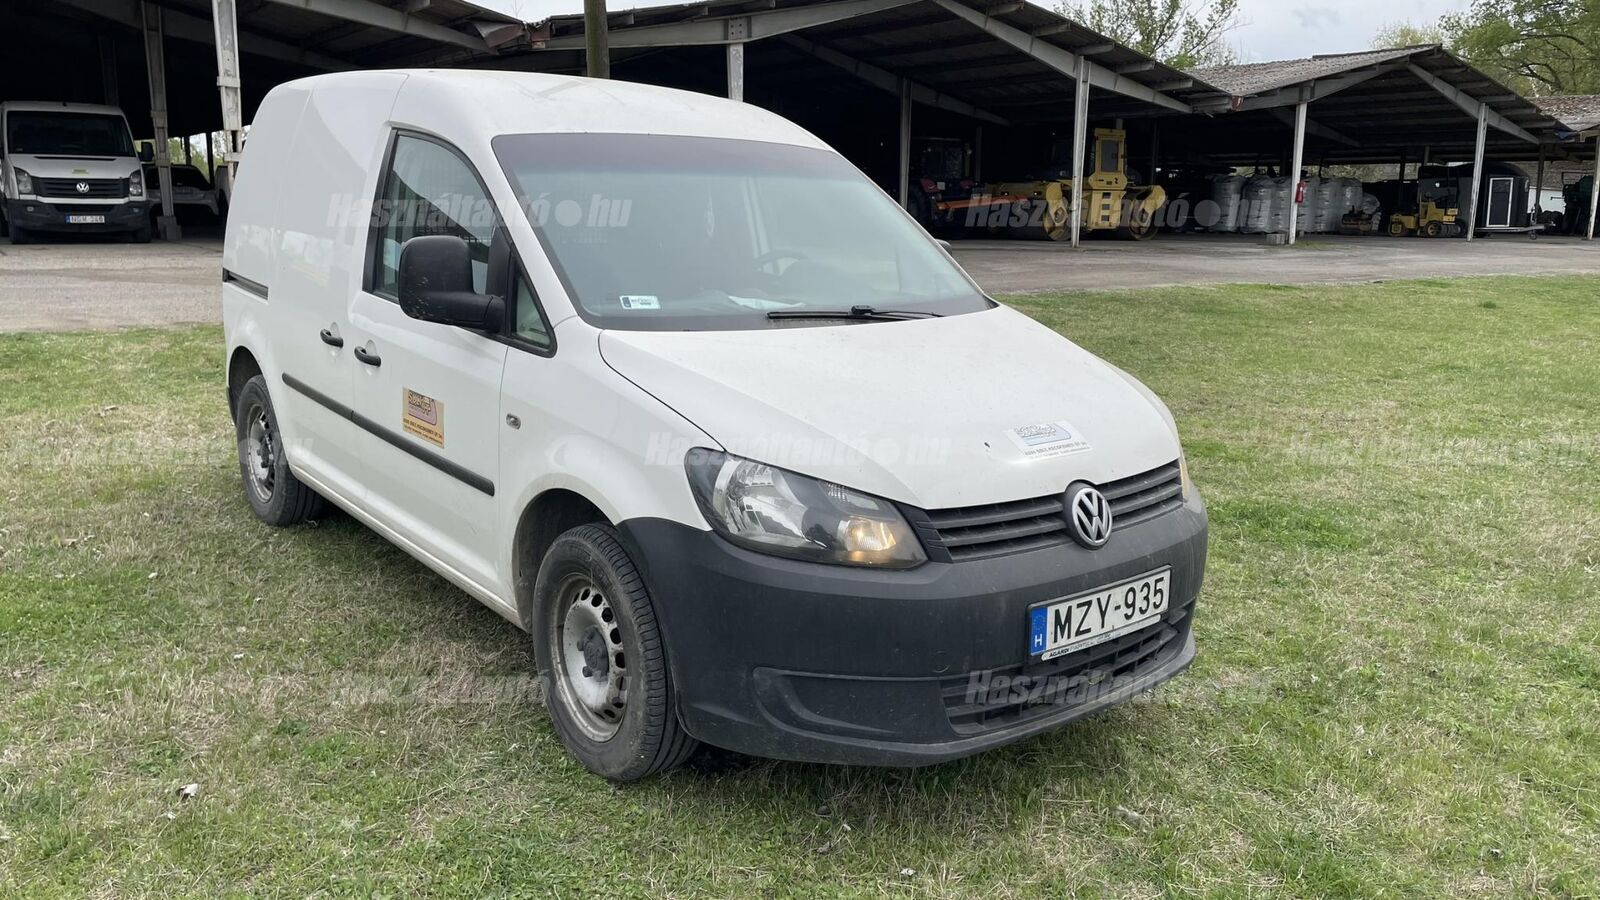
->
[1371,20,1447,48]
[1439,0,1599,95]
[1060,0,1240,69]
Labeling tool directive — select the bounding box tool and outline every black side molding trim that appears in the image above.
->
[223,269,270,299]
[281,373,495,497]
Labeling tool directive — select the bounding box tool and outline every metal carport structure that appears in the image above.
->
[1,0,536,239]
[1181,46,1598,243]
[509,0,1222,246]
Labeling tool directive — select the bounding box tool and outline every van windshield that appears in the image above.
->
[6,112,136,158]
[491,133,989,331]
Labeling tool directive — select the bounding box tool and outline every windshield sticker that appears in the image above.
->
[1005,421,1091,460]
[620,295,660,311]
[402,389,444,448]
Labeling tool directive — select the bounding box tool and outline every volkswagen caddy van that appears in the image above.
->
[1,101,152,243]
[222,70,1207,781]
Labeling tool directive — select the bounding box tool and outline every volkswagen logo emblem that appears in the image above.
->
[75,182,91,194]
[1065,483,1112,549]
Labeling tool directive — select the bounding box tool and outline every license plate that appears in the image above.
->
[67,215,106,224]
[1028,568,1171,661]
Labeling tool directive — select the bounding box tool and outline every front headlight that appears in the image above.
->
[685,449,926,568]
[13,168,34,196]
[128,170,144,198]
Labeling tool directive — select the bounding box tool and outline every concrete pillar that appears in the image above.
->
[211,0,246,196]
[1069,55,1089,248]
[1588,135,1598,241]
[726,42,744,101]
[1466,102,1488,241]
[897,77,912,209]
[141,1,179,241]
[1287,99,1306,245]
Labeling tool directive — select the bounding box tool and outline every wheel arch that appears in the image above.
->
[227,345,264,423]
[512,487,610,630]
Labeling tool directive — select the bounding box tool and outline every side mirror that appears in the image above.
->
[397,234,503,331]
[138,144,154,163]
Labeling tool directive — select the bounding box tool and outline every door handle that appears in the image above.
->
[353,344,382,367]
[319,327,344,348]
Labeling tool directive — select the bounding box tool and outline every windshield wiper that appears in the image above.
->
[766,304,943,322]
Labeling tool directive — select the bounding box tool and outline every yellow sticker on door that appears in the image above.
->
[402,389,445,447]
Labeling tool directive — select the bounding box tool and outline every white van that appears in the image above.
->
[1,101,152,243]
[222,70,1207,781]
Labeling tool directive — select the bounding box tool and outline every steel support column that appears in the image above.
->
[211,0,245,199]
[1287,99,1306,245]
[1534,143,1545,216]
[1466,102,1488,242]
[1588,135,1598,240]
[1069,55,1089,248]
[142,2,179,240]
[897,77,912,209]
[726,42,744,100]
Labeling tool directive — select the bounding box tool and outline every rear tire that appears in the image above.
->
[533,524,698,782]
[234,375,325,526]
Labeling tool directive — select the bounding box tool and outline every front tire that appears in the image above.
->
[234,375,324,526]
[533,524,698,781]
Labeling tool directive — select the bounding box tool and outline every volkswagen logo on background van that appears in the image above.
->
[75,181,91,194]
[1066,483,1113,548]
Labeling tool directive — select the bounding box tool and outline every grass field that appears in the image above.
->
[1,275,1597,897]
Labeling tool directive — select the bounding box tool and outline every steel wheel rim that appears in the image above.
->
[244,405,276,504]
[551,574,627,742]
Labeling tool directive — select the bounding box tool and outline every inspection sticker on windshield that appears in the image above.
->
[1005,421,1091,460]
[620,295,660,310]
[402,389,444,448]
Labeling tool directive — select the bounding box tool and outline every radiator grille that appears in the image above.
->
[920,461,1183,561]
[35,177,127,199]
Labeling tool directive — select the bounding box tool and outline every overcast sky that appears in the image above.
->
[477,0,1472,62]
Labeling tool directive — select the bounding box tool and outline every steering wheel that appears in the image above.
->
[752,248,808,271]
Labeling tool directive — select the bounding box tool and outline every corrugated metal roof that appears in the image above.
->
[524,0,1224,116]
[1536,95,1600,133]
[1190,47,1427,97]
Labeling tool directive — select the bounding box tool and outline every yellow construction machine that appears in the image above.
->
[936,129,1166,241]
[1388,199,1462,237]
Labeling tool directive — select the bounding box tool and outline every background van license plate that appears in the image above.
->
[1029,568,1171,661]
[67,215,106,224]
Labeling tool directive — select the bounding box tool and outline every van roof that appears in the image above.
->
[291,69,829,151]
[1,101,129,116]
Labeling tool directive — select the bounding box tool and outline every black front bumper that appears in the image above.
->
[618,493,1207,766]
[5,198,147,234]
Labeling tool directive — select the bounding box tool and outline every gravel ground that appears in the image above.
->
[0,234,223,332]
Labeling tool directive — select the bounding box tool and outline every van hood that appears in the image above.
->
[598,305,1181,509]
[7,153,139,180]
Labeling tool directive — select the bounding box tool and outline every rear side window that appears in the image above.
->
[369,133,496,298]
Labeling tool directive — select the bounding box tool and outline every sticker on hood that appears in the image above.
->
[1005,421,1091,460]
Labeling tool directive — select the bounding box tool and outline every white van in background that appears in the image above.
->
[0,101,152,244]
[222,70,1208,781]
